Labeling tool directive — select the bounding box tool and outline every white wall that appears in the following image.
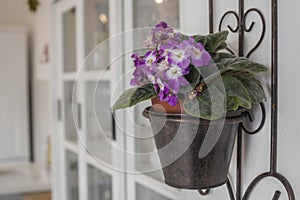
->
[277,0,300,196]
[0,1,34,29]
[0,0,53,164]
[182,0,300,199]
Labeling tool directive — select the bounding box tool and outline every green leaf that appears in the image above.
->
[192,31,229,52]
[180,34,190,41]
[222,75,251,110]
[234,73,266,104]
[183,72,263,119]
[113,84,156,110]
[215,56,268,75]
[183,98,202,118]
[220,57,251,71]
[226,96,250,111]
[243,62,269,73]
[193,35,208,46]
[181,65,201,92]
[183,85,226,120]
[212,52,236,63]
[208,31,229,52]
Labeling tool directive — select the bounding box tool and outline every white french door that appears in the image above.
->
[52,0,124,200]
[52,0,207,200]
[122,0,189,199]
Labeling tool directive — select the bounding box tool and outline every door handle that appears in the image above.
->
[57,99,62,121]
[112,111,116,141]
[77,103,82,129]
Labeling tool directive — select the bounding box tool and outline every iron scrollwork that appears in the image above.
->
[199,0,296,199]
[218,8,266,58]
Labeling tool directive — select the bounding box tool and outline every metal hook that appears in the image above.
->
[244,21,256,32]
[241,103,266,135]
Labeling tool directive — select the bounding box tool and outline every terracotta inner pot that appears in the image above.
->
[151,98,185,114]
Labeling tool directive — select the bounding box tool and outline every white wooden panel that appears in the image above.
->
[0,27,29,162]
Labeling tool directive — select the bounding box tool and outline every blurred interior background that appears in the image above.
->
[0,0,299,200]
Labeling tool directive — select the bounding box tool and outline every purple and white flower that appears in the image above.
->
[185,37,212,67]
[164,64,189,93]
[144,51,157,66]
[145,21,181,49]
[131,21,212,106]
[155,81,178,106]
[190,41,211,67]
[167,48,190,69]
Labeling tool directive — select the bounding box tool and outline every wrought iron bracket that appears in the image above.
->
[198,0,296,199]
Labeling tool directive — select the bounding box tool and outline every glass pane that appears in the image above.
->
[88,165,112,200]
[66,151,79,200]
[85,0,109,70]
[136,183,172,200]
[63,8,77,72]
[85,81,112,164]
[64,81,77,143]
[133,0,179,28]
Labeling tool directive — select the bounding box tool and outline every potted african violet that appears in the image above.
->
[113,22,267,189]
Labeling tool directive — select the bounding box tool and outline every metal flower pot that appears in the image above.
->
[143,107,243,189]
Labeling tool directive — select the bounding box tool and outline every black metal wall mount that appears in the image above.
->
[199,0,296,199]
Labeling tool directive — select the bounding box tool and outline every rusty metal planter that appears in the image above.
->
[143,107,243,189]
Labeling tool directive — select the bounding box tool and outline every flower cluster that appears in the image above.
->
[130,21,212,106]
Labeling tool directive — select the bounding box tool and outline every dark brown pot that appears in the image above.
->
[143,107,243,189]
